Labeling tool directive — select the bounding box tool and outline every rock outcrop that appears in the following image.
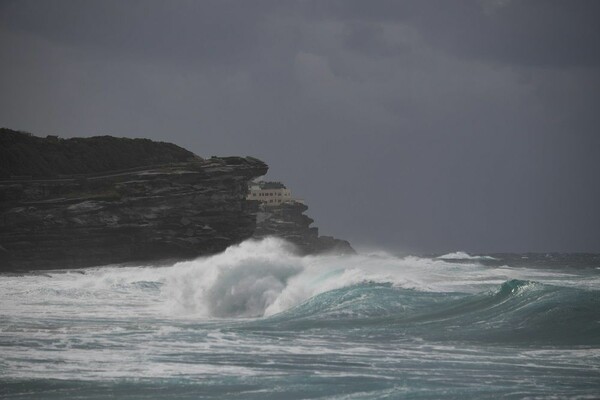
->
[253,201,355,255]
[0,130,267,270]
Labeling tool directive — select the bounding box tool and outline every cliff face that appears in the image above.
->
[253,202,355,255]
[0,129,354,270]
[0,130,268,270]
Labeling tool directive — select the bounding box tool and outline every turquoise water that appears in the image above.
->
[1,239,599,399]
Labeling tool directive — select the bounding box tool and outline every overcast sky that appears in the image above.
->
[1,0,599,253]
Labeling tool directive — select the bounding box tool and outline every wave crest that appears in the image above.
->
[163,238,304,317]
[437,251,497,260]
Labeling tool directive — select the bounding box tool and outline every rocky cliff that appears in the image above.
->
[0,130,267,270]
[253,201,355,255]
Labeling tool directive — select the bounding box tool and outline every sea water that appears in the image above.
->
[1,238,599,399]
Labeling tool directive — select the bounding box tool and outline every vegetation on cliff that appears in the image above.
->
[0,128,197,179]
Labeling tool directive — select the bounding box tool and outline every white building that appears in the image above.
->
[247,181,301,206]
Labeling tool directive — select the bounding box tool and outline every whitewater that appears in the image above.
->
[1,238,599,399]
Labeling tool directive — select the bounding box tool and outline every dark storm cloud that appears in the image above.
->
[1,0,598,252]
[0,0,265,67]
[321,0,600,67]
[417,0,600,67]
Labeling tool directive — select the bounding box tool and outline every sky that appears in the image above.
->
[1,0,599,253]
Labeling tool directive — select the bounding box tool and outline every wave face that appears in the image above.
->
[1,238,599,399]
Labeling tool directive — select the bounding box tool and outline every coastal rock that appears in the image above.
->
[0,129,353,270]
[253,201,355,255]
[0,129,267,270]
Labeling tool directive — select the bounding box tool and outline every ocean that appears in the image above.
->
[1,238,599,399]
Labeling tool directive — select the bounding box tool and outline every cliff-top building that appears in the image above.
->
[247,180,302,206]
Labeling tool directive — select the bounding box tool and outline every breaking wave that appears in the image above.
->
[437,251,497,260]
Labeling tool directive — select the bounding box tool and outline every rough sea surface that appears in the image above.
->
[1,239,599,399]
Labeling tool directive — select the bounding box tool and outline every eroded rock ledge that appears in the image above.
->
[253,201,355,255]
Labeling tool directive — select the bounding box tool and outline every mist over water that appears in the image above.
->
[1,238,599,399]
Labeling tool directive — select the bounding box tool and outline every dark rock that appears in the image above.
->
[253,201,355,255]
[0,130,267,270]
